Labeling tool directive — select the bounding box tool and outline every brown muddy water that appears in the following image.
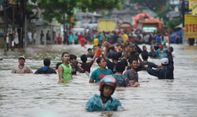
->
[0,44,197,117]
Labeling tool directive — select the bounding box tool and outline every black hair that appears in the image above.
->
[70,54,77,60]
[87,48,92,51]
[142,45,146,50]
[96,57,101,64]
[169,46,174,53]
[97,43,101,47]
[116,61,126,73]
[61,52,69,57]
[56,62,62,69]
[111,53,119,60]
[44,58,51,66]
[141,51,149,61]
[80,54,87,63]
[128,57,138,64]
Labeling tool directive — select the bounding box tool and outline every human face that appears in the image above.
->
[62,54,70,63]
[99,58,107,68]
[131,60,139,69]
[93,46,98,53]
[143,46,147,51]
[103,85,113,97]
[116,45,123,52]
[18,59,25,66]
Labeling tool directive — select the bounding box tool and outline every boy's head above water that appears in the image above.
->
[99,76,117,97]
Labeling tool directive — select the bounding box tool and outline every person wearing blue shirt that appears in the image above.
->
[35,58,56,74]
[86,77,122,112]
[89,57,113,83]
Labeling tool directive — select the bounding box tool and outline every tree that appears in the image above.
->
[166,18,181,29]
[2,0,29,48]
[33,0,122,24]
[131,0,167,12]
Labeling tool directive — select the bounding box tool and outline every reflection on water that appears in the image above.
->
[0,44,197,117]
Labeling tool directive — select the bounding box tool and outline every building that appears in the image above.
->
[167,0,182,19]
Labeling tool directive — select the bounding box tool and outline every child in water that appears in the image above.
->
[58,52,72,83]
[86,77,122,112]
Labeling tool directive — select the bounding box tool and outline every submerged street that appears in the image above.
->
[0,44,197,117]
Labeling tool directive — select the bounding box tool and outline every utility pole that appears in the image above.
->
[19,0,27,48]
[181,0,185,27]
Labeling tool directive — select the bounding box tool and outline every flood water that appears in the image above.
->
[0,44,197,117]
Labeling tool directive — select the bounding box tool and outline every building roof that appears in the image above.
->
[143,18,162,24]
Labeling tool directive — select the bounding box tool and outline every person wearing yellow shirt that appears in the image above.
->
[122,33,129,43]
[93,37,99,46]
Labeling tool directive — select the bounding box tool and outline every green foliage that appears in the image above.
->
[87,0,122,11]
[166,18,182,29]
[131,0,166,11]
[34,0,122,24]
[157,6,171,20]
